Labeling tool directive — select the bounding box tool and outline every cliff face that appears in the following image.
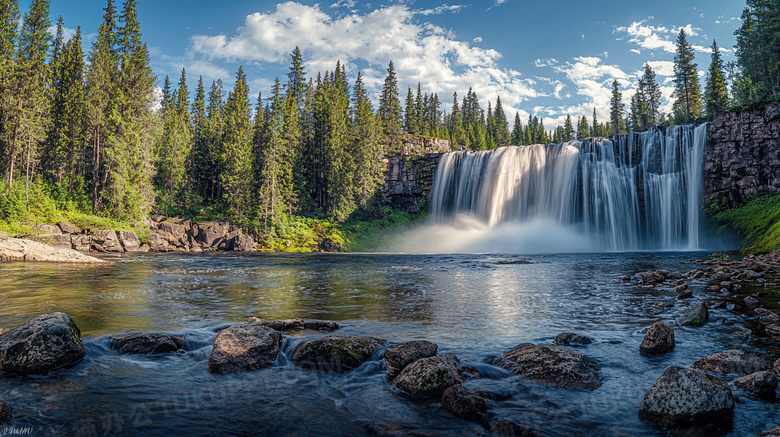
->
[705,104,780,209]
[379,137,450,213]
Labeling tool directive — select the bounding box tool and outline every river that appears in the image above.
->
[1,252,778,436]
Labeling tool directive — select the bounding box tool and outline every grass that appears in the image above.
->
[709,191,780,254]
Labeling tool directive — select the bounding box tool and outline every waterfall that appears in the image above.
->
[428,124,708,252]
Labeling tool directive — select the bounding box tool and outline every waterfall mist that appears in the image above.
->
[398,124,708,254]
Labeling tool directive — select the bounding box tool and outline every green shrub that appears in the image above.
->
[710,191,780,253]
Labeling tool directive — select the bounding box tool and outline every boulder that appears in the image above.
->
[196,220,231,247]
[0,400,11,424]
[691,349,769,375]
[676,300,709,326]
[486,419,539,437]
[638,366,734,426]
[117,231,142,252]
[303,321,340,331]
[0,237,103,263]
[114,333,184,354]
[232,234,254,252]
[676,288,693,299]
[48,234,73,249]
[318,238,344,252]
[553,332,593,346]
[756,308,780,323]
[766,325,780,336]
[292,335,385,372]
[248,318,340,331]
[734,371,778,398]
[441,384,488,422]
[91,229,123,252]
[636,271,665,285]
[158,222,186,240]
[34,224,61,234]
[640,323,675,355]
[71,234,91,252]
[0,312,85,375]
[56,221,81,234]
[384,340,438,375]
[392,354,463,398]
[208,324,282,374]
[761,426,780,436]
[775,358,780,373]
[488,344,602,391]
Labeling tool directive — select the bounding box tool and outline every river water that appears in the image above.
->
[0,252,778,436]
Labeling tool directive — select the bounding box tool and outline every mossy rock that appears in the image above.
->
[292,335,386,372]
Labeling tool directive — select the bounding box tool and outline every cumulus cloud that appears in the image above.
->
[188,1,545,110]
[48,24,76,42]
[614,20,713,54]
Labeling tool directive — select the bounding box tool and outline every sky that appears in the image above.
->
[39,0,746,129]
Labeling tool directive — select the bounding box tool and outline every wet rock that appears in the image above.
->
[208,324,282,374]
[676,288,693,299]
[488,343,602,391]
[485,419,539,437]
[441,384,488,422]
[117,230,142,252]
[713,301,728,309]
[775,358,780,373]
[292,335,385,372]
[0,312,85,375]
[691,349,769,375]
[114,333,184,354]
[760,426,780,436]
[303,321,340,331]
[56,221,81,234]
[745,296,760,305]
[640,322,675,355]
[0,400,11,424]
[675,283,689,292]
[734,371,778,398]
[384,340,438,375]
[756,308,780,323]
[248,318,340,331]
[553,332,593,346]
[392,354,464,399]
[638,366,734,426]
[676,300,709,327]
[636,271,665,285]
[769,325,780,336]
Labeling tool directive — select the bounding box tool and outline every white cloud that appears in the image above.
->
[189,2,545,110]
[614,19,713,55]
[473,36,482,43]
[418,4,465,16]
[48,24,76,43]
[630,49,640,55]
[330,0,356,8]
[646,60,674,77]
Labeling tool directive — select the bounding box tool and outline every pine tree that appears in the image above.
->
[609,80,625,135]
[155,67,192,209]
[563,114,575,141]
[642,63,663,126]
[705,40,729,117]
[190,75,208,195]
[577,115,589,139]
[672,28,703,123]
[735,0,780,101]
[629,79,646,132]
[221,66,253,217]
[493,96,510,146]
[591,108,600,137]
[378,60,402,150]
[0,0,20,185]
[510,112,523,145]
[351,72,380,208]
[404,87,416,135]
[448,92,466,148]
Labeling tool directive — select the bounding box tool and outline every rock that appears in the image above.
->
[384,340,438,375]
[208,324,282,374]
[734,371,778,398]
[638,366,734,426]
[232,234,254,252]
[0,400,11,425]
[745,296,760,305]
[676,288,693,299]
[318,238,344,252]
[488,343,602,391]
[676,300,709,326]
[56,221,81,234]
[71,234,91,252]
[640,322,675,355]
[0,236,104,263]
[636,271,665,285]
[158,222,186,240]
[441,384,488,422]
[756,308,780,323]
[486,419,539,437]
[196,220,231,247]
[691,349,769,375]
[117,231,142,252]
[774,358,780,373]
[248,318,340,331]
[91,229,123,252]
[292,335,385,372]
[0,312,86,375]
[553,332,593,346]
[114,333,184,354]
[392,354,464,398]
[34,224,61,234]
[48,234,73,249]
[770,325,780,336]
[762,426,780,436]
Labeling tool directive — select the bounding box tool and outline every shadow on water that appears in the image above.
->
[0,251,778,436]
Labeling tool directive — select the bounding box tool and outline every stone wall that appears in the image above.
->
[705,104,780,209]
[379,136,451,213]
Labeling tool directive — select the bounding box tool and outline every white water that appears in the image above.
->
[420,124,708,253]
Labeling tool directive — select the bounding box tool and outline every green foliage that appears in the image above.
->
[710,191,780,253]
[705,40,730,117]
[339,205,424,252]
[734,0,780,104]
[672,28,703,123]
[609,80,625,135]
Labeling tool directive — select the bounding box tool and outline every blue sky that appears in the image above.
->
[40,0,744,128]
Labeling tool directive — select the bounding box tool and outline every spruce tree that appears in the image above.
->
[221,66,253,217]
[577,115,589,139]
[493,96,510,146]
[642,63,663,126]
[404,87,416,135]
[672,28,703,123]
[351,72,380,208]
[735,0,780,101]
[0,0,20,184]
[378,60,402,150]
[563,114,575,141]
[449,92,466,149]
[705,40,729,117]
[591,108,600,137]
[510,112,523,145]
[609,80,625,135]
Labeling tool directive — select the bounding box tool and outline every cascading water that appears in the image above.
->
[427,124,708,252]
